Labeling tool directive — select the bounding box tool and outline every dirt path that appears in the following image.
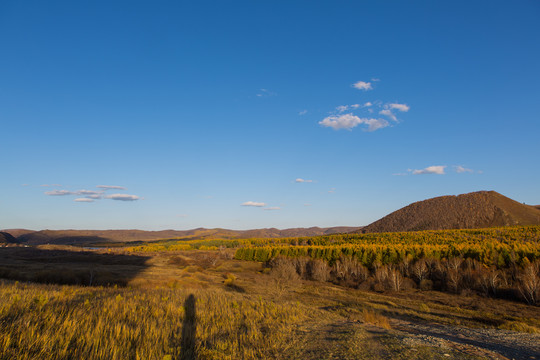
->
[391,318,540,360]
[283,317,539,360]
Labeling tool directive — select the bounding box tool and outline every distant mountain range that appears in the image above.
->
[357,190,540,233]
[1,226,363,246]
[4,190,540,245]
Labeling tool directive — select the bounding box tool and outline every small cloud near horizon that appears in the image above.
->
[105,194,140,201]
[299,110,308,115]
[45,190,74,196]
[77,190,103,195]
[74,198,94,203]
[295,178,314,183]
[241,201,266,207]
[97,185,126,190]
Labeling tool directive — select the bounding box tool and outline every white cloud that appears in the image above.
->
[97,185,126,190]
[74,198,94,202]
[352,81,373,91]
[86,194,102,199]
[411,166,446,175]
[379,109,397,121]
[371,78,380,82]
[350,104,360,109]
[389,103,410,112]
[105,194,140,201]
[319,114,389,132]
[336,105,349,113]
[45,190,74,196]
[364,118,390,131]
[295,178,314,183]
[363,102,373,107]
[455,165,474,173]
[299,110,308,115]
[320,114,362,130]
[263,207,281,211]
[241,201,266,207]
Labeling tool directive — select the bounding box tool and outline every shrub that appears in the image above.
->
[519,260,540,305]
[307,259,329,282]
[269,257,300,282]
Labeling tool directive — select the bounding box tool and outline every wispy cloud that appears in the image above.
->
[295,178,314,183]
[389,103,410,112]
[412,166,446,175]
[304,203,312,207]
[256,88,276,97]
[328,188,336,193]
[263,207,281,211]
[455,165,474,173]
[379,109,397,121]
[352,81,372,91]
[76,190,103,195]
[97,185,126,190]
[299,110,308,115]
[105,194,140,201]
[45,190,74,196]
[74,198,94,203]
[241,201,266,207]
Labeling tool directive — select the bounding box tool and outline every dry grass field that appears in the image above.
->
[1,243,539,359]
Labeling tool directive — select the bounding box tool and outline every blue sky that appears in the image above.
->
[1,1,539,230]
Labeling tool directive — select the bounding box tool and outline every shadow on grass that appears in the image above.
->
[0,247,150,286]
[181,294,197,360]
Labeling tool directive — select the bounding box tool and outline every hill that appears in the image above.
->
[359,190,540,233]
[4,226,362,246]
[0,231,19,244]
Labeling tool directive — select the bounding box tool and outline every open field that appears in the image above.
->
[1,226,540,359]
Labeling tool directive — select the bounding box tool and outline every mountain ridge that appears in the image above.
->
[1,226,363,245]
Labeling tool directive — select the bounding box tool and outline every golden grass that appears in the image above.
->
[0,280,308,360]
[361,309,391,330]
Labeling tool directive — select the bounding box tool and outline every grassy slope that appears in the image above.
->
[1,248,539,359]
